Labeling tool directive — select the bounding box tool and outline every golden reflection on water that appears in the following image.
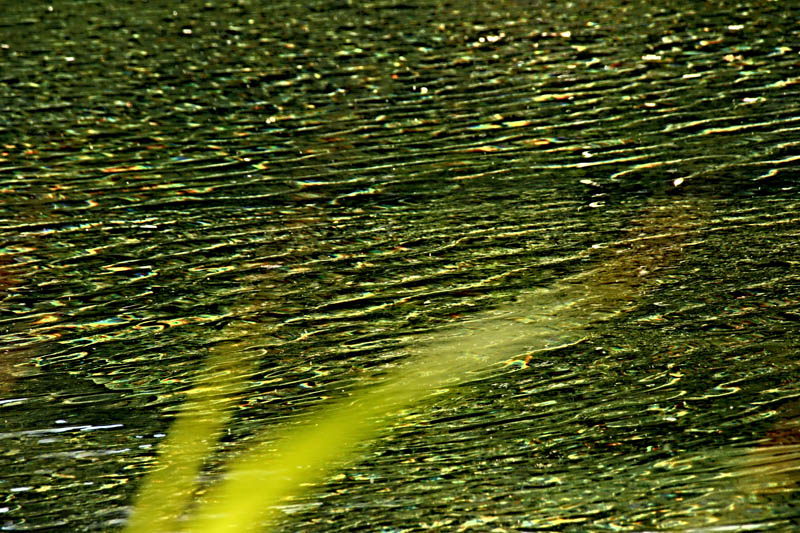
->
[730,410,800,521]
[640,406,800,531]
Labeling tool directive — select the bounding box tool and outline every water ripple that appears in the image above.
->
[1,0,799,531]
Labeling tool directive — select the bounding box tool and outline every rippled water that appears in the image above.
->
[1,0,799,531]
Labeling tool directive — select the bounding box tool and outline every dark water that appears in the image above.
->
[1,0,799,530]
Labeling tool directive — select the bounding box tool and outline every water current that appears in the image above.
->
[1,0,799,531]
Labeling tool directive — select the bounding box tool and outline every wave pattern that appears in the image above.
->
[1,0,799,530]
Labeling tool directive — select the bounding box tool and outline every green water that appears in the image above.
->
[1,0,799,530]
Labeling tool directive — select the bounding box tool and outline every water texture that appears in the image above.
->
[1,0,799,531]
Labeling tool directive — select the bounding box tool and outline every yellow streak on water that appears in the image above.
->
[124,341,251,533]
[186,293,594,533]
[127,199,702,533]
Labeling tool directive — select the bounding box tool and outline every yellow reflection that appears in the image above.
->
[735,412,800,496]
[124,337,252,533]
[128,198,704,532]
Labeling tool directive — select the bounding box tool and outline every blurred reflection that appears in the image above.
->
[0,255,40,395]
[150,196,710,532]
[735,406,800,499]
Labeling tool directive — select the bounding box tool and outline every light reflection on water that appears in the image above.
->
[0,0,799,531]
[181,199,705,531]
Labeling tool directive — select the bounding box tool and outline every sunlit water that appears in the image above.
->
[1,0,799,531]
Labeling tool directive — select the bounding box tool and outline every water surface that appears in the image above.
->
[1,0,799,531]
